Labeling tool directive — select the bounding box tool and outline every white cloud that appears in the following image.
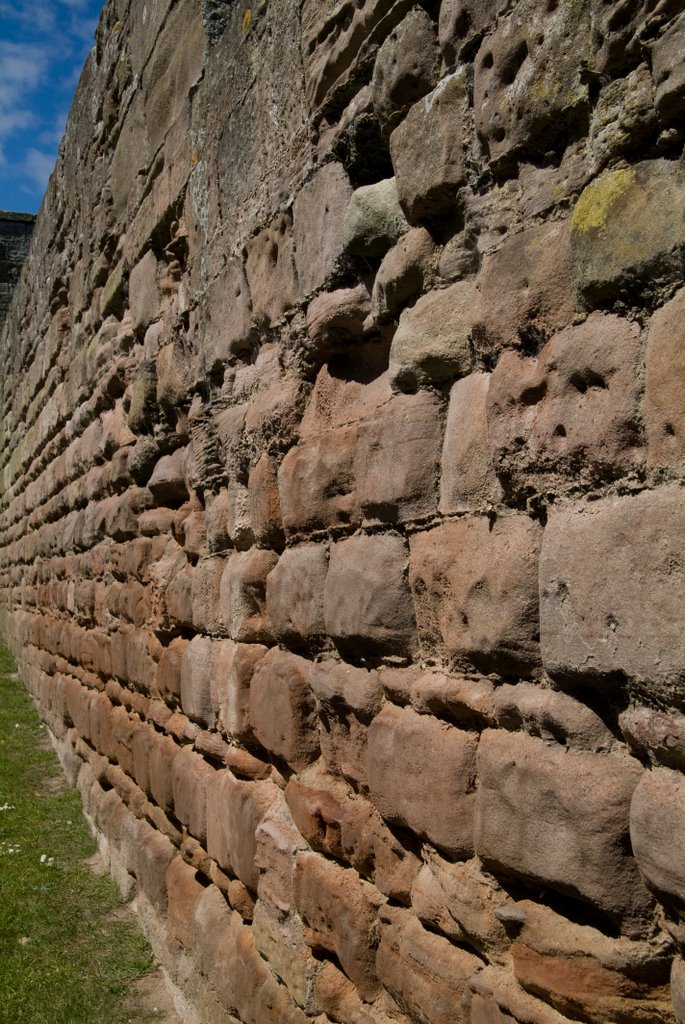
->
[22,147,56,191]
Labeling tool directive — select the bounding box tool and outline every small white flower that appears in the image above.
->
[40,854,47,863]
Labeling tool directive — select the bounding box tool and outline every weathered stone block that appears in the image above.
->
[245,213,298,324]
[440,372,502,512]
[266,543,328,648]
[368,704,477,857]
[206,769,280,890]
[410,516,542,674]
[204,258,253,368]
[371,226,436,322]
[540,487,685,698]
[477,220,574,350]
[180,635,216,728]
[652,12,685,124]
[171,745,215,844]
[372,6,439,137]
[630,766,685,918]
[219,549,278,644]
[295,851,382,1000]
[355,389,443,524]
[129,250,160,335]
[248,454,285,550]
[487,313,643,498]
[249,648,320,770]
[342,178,409,258]
[324,533,417,660]
[293,162,352,295]
[278,426,359,536]
[476,729,653,936]
[474,0,592,174]
[166,856,205,949]
[390,68,470,223]
[377,905,482,1024]
[211,639,267,742]
[305,285,371,358]
[147,447,189,507]
[389,280,479,391]
[645,287,685,469]
[571,160,685,308]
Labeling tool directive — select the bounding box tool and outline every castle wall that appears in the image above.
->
[0,212,35,329]
[1,2,685,1022]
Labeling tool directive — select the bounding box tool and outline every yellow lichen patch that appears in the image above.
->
[191,152,199,167]
[571,167,635,235]
[242,8,252,35]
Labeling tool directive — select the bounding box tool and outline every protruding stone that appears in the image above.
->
[342,178,409,258]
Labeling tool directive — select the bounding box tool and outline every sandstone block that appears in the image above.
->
[571,160,685,308]
[180,635,216,728]
[372,6,439,136]
[477,220,574,349]
[439,372,502,512]
[295,851,382,1000]
[389,280,478,391]
[342,178,409,258]
[206,769,280,890]
[652,12,685,124]
[371,226,436,322]
[355,389,443,524]
[219,549,278,644]
[368,704,477,857]
[166,856,205,948]
[156,342,192,412]
[439,0,508,69]
[673,957,685,1024]
[310,660,383,788]
[191,556,224,634]
[474,1,592,175]
[129,250,160,335]
[476,729,653,936]
[247,455,284,550]
[488,313,643,498]
[211,640,267,742]
[147,447,189,507]
[293,162,352,295]
[249,648,319,770]
[266,543,328,648]
[148,732,177,813]
[255,815,308,915]
[645,287,685,469]
[324,533,417,660]
[411,853,509,957]
[204,258,253,367]
[410,516,542,674]
[245,213,298,324]
[305,285,371,358]
[493,683,614,753]
[390,67,470,223]
[630,767,685,918]
[252,899,318,1013]
[540,487,685,698]
[134,820,176,910]
[508,900,673,1024]
[377,905,482,1024]
[278,426,359,536]
[620,705,685,773]
[171,745,215,844]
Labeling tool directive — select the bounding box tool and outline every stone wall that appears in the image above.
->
[1,1,685,1022]
[0,212,35,329]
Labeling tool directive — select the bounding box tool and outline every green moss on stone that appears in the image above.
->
[571,167,635,235]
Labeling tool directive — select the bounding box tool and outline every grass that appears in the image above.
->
[0,641,157,1024]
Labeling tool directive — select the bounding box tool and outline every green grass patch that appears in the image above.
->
[0,641,157,1024]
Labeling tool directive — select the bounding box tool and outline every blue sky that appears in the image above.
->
[0,0,103,213]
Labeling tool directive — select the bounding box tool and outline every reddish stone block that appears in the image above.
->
[377,905,482,1024]
[324,533,417,660]
[476,729,653,937]
[155,637,189,701]
[630,767,685,919]
[133,819,175,909]
[540,486,685,698]
[278,426,359,537]
[211,639,267,741]
[295,851,382,1000]
[245,213,298,325]
[206,769,280,891]
[180,635,216,728]
[310,660,383,788]
[191,556,225,634]
[247,454,285,550]
[293,162,352,295]
[354,390,443,525]
[368,704,477,857]
[219,549,278,644]
[166,856,205,948]
[148,731,177,813]
[266,543,328,648]
[440,372,502,512]
[147,447,189,507]
[410,516,542,674]
[171,745,215,844]
[487,313,643,498]
[645,287,685,469]
[249,648,319,770]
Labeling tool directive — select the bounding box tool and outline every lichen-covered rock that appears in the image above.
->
[342,178,409,258]
[571,159,685,308]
